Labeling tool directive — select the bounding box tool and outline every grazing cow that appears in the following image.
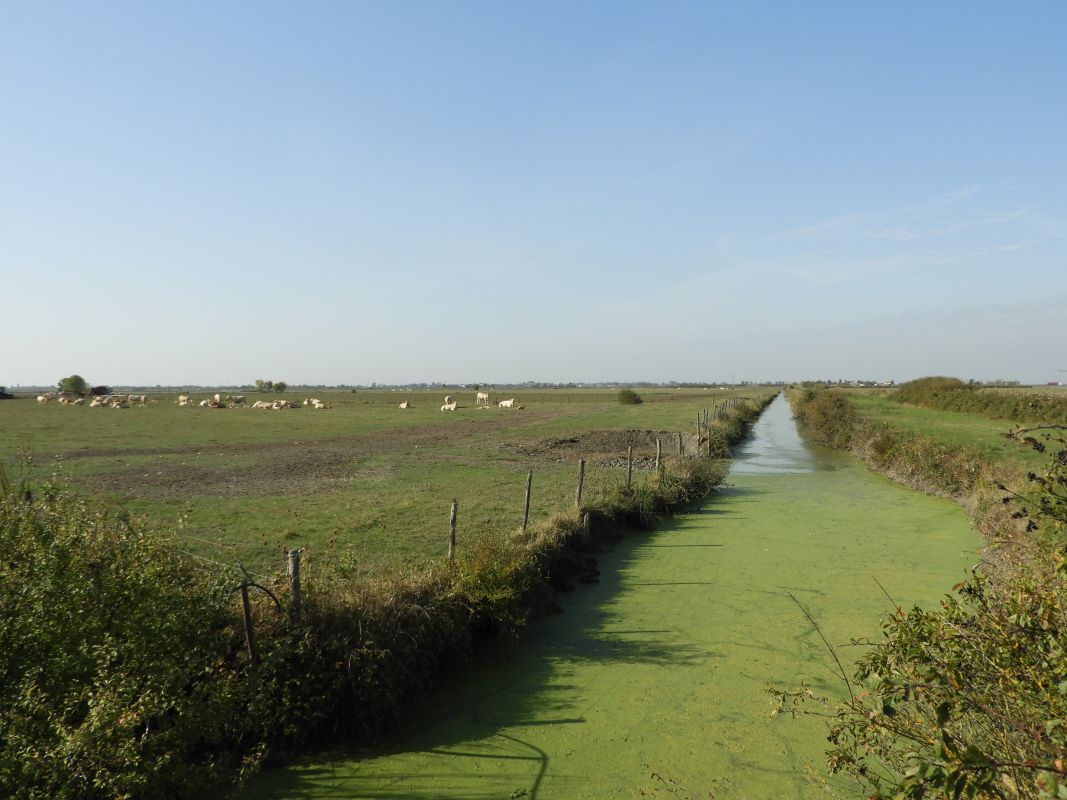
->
[444,395,454,406]
[441,401,457,411]
[228,395,246,405]
[399,401,410,409]
[476,391,490,407]
[498,398,515,408]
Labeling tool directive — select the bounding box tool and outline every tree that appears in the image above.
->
[273,381,287,393]
[57,375,88,396]
[254,379,274,393]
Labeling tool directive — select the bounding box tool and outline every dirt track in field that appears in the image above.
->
[66,413,684,500]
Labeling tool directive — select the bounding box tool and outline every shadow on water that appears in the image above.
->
[248,510,726,800]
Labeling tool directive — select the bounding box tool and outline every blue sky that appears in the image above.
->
[2,2,1064,385]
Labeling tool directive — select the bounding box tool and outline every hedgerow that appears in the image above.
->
[897,376,1067,425]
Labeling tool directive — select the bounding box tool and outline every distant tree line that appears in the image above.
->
[254,379,288,393]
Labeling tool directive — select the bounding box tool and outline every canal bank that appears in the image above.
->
[242,394,980,799]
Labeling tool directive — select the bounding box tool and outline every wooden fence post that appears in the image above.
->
[626,446,633,489]
[448,499,458,563]
[575,459,586,507]
[240,583,259,666]
[677,431,683,456]
[522,471,533,533]
[287,548,301,623]
[655,437,661,471]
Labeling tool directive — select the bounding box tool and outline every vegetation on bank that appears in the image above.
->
[896,376,1067,425]
[790,386,1066,800]
[0,395,772,799]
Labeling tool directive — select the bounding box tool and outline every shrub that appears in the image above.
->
[618,389,643,405]
[0,471,248,799]
[57,374,88,396]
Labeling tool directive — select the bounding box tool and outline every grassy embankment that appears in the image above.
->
[0,388,774,799]
[789,382,1066,799]
[0,387,756,574]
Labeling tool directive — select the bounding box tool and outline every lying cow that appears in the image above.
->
[498,398,515,408]
[441,401,457,412]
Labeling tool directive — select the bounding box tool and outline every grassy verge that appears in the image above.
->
[0,394,774,800]
[788,387,1066,800]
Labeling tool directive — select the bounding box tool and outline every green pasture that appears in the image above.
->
[843,390,1048,470]
[0,387,761,575]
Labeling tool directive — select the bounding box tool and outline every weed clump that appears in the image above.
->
[617,389,643,405]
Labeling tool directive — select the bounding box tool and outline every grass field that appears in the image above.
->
[843,389,1049,470]
[0,387,764,575]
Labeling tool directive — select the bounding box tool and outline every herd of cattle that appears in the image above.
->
[399,394,522,411]
[34,392,331,410]
[36,392,151,408]
[34,392,520,412]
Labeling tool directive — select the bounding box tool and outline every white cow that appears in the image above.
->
[399,401,410,409]
[476,391,490,407]
[444,395,454,406]
[498,398,515,408]
[441,401,457,412]
[178,394,192,406]
[36,395,50,403]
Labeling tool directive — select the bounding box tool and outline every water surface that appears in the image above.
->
[244,394,978,799]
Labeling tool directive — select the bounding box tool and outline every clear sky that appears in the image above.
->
[2,2,1064,386]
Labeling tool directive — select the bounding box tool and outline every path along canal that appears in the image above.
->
[244,394,980,799]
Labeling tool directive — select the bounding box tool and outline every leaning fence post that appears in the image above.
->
[287,548,302,623]
[677,431,683,456]
[626,446,633,489]
[448,499,458,563]
[655,437,662,471]
[240,582,259,666]
[575,459,586,507]
[522,471,533,533]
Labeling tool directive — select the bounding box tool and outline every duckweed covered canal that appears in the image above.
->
[244,394,979,799]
